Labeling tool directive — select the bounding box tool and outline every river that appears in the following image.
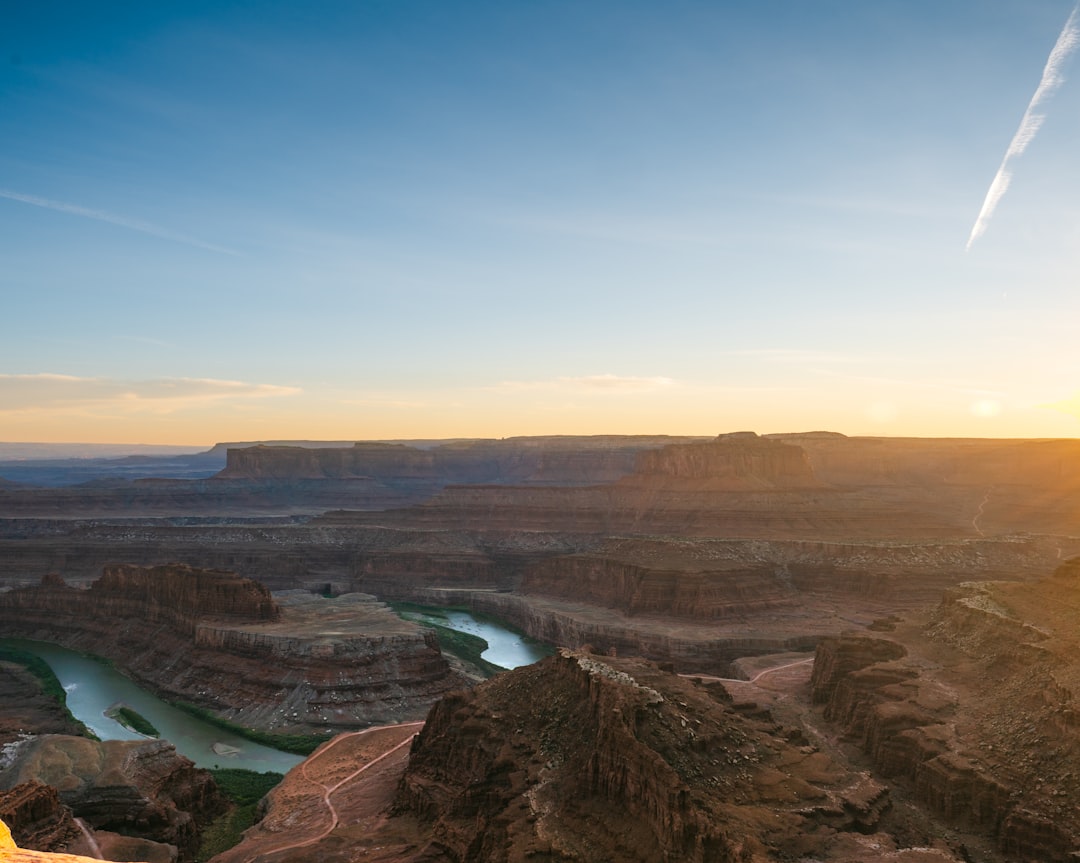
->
[392,604,551,669]
[437,609,551,669]
[0,638,303,773]
[1,608,548,771]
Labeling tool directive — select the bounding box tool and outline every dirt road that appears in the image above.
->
[210,721,425,863]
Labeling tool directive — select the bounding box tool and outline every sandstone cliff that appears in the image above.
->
[811,562,1080,861]
[626,433,820,490]
[216,436,695,485]
[0,735,222,861]
[520,553,799,619]
[0,662,86,746]
[397,649,897,862]
[0,783,82,854]
[0,566,464,733]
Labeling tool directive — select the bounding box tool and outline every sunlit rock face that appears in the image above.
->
[627,433,821,490]
[0,565,465,733]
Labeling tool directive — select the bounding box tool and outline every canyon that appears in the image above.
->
[211,558,1080,862]
[808,557,1080,862]
[3,433,1079,678]
[3,431,1080,861]
[0,564,465,734]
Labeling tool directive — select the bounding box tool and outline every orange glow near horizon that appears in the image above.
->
[4,399,1079,447]
[3,374,1080,446]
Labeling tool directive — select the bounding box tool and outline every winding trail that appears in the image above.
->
[682,656,814,685]
[243,721,425,863]
[972,486,994,536]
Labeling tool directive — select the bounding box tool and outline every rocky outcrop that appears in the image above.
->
[0,782,81,854]
[0,736,222,860]
[812,564,1080,863]
[627,433,820,490]
[0,662,86,747]
[0,563,277,630]
[520,554,800,619]
[810,635,907,706]
[93,563,278,631]
[0,819,122,863]
[0,566,464,733]
[398,649,891,862]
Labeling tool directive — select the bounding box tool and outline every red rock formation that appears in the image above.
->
[0,736,222,861]
[520,553,799,619]
[811,562,1080,863]
[0,783,81,854]
[0,566,464,733]
[628,433,820,490]
[809,634,907,705]
[397,649,891,862]
[0,662,86,746]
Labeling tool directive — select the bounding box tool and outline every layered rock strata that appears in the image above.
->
[0,565,463,732]
[0,782,82,854]
[389,588,823,676]
[811,559,1080,861]
[397,649,902,862]
[627,433,820,490]
[0,662,86,746]
[216,436,694,484]
[0,735,221,861]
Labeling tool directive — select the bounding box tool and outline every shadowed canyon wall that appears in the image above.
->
[810,558,1080,861]
[397,649,896,862]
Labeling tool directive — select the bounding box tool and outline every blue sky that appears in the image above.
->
[2,0,1079,444]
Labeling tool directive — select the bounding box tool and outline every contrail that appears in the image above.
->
[966,4,1080,251]
[0,188,240,256]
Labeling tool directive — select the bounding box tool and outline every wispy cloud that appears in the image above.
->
[0,374,298,415]
[0,189,240,256]
[966,5,1080,250]
[490,374,676,394]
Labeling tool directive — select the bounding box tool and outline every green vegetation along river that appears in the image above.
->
[391,603,553,672]
[2,607,550,773]
[0,637,304,773]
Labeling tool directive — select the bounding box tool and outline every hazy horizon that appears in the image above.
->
[4,2,1079,445]
[3,427,1080,463]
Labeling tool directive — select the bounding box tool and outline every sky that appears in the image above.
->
[2,0,1080,445]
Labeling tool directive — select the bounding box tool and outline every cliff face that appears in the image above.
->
[0,662,87,746]
[220,443,438,479]
[778,435,1080,489]
[217,437,694,485]
[520,555,799,619]
[0,567,463,732]
[0,783,81,854]
[88,563,279,632]
[0,735,222,861]
[812,563,1080,863]
[397,649,891,863]
[628,434,820,490]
